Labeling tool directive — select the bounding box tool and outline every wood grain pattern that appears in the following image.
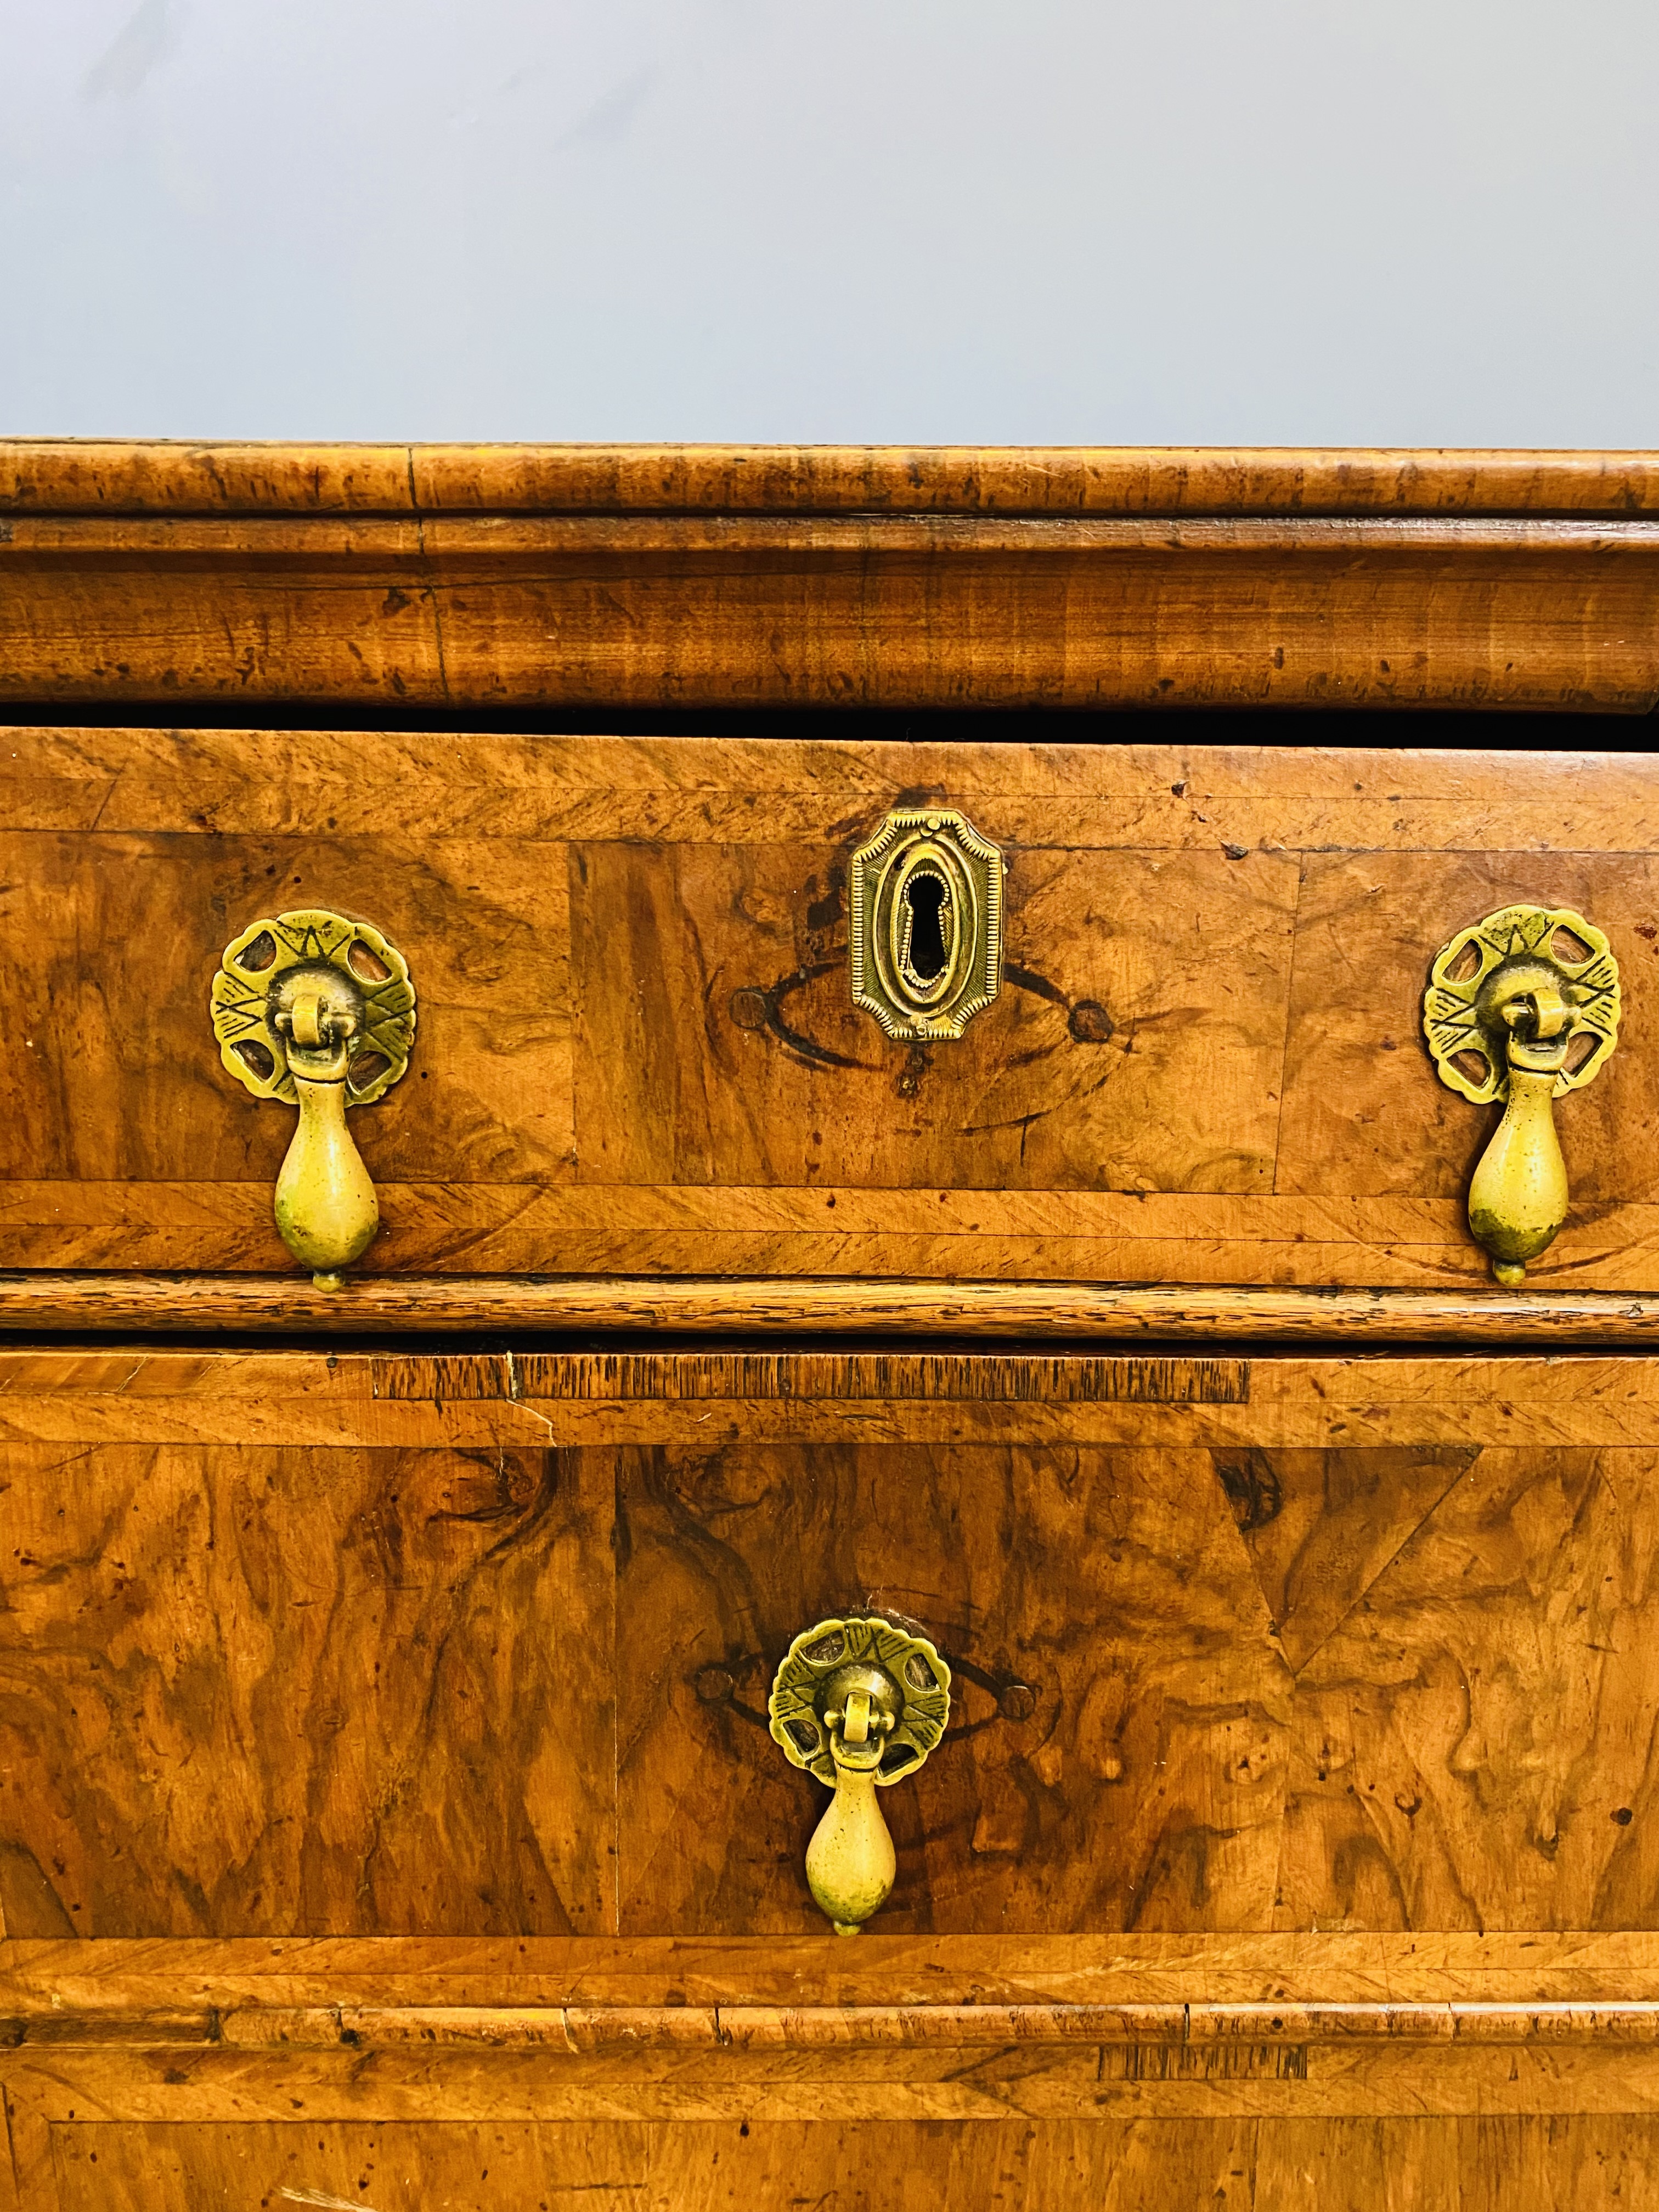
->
[617,1437,1286,1936]
[11,1348,1659,1452]
[2,503,1656,707]
[20,1927,1659,2191]
[1277,1443,1659,1934]
[1227,1446,1482,1672]
[0,1440,613,1938]
[17,1929,1659,2012]
[23,1182,1659,1286]
[3,1351,1659,1949]
[7,442,1659,516]
[624,1433,1659,1939]
[17,2034,1659,2125]
[14,2036,1659,2123]
[22,2115,1659,2212]
[1279,849,1659,1204]
[36,2118,1246,2212]
[13,1272,1659,1341]
[14,728,1659,849]
[0,827,571,1188]
[572,837,1295,1194]
[22,1997,1659,2050]
[7,733,1659,1291]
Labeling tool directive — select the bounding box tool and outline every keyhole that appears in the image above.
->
[905,875,949,981]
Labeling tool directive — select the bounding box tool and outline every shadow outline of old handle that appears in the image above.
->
[209,908,418,1291]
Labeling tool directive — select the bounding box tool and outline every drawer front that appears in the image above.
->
[5,730,1657,1293]
[8,1344,1659,2206]
[18,2115,1659,2212]
[7,1344,1659,2205]
[3,1344,1658,1943]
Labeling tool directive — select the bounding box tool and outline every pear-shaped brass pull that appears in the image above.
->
[210,910,416,1290]
[769,1614,950,1934]
[1423,905,1620,1285]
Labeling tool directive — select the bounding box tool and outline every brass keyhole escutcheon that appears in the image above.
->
[769,1613,951,1935]
[850,808,1004,1041]
[1423,904,1620,1285]
[210,910,417,1290]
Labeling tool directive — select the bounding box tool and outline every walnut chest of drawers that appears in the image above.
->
[3,443,1659,2210]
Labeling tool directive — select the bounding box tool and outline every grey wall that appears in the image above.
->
[3,1,1654,444]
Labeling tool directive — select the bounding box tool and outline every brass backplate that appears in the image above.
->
[211,908,417,1107]
[1423,903,1620,1105]
[769,1615,951,1787]
[849,808,1003,1041]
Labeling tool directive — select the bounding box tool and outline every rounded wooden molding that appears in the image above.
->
[8,1272,1659,1341]
[4,443,1658,708]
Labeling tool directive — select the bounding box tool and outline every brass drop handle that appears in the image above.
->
[210,909,417,1291]
[270,986,375,1287]
[769,1615,950,1936]
[1424,906,1620,1285]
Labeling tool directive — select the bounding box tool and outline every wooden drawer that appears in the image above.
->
[5,1344,1657,1945]
[3,1342,1659,2203]
[4,730,1658,1299]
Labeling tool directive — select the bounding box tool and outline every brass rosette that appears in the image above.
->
[1423,904,1620,1106]
[210,909,417,1107]
[768,1614,951,1787]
